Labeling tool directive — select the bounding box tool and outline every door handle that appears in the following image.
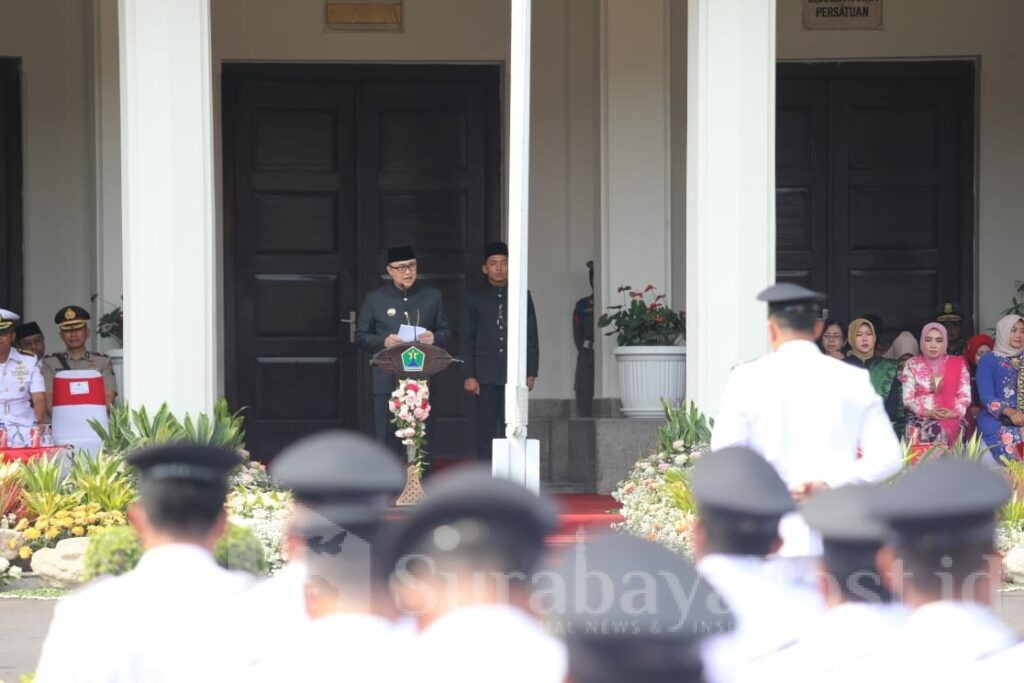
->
[340,311,357,344]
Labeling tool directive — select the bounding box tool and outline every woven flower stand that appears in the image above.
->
[396,445,426,506]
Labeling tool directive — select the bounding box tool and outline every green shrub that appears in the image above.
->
[82,523,267,581]
[82,526,142,581]
[215,523,267,576]
[67,450,137,513]
[656,399,713,455]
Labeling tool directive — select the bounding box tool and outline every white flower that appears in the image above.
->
[0,557,9,572]
[9,565,22,579]
[1004,547,1024,584]
[672,440,686,451]
[674,454,689,466]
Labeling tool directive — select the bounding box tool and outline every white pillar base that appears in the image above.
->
[491,438,540,493]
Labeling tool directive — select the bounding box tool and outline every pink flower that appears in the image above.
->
[1003,433,1014,445]
[407,382,419,392]
[413,408,427,420]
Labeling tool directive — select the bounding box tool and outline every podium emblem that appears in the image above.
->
[401,346,425,372]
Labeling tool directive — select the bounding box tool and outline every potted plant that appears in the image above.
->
[598,285,686,417]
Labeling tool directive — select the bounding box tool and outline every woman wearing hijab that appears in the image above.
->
[845,318,904,434]
[963,333,995,431]
[883,331,920,375]
[900,323,971,446]
[975,314,1024,464]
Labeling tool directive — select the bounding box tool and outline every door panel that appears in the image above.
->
[225,65,499,460]
[776,62,974,340]
[0,59,22,314]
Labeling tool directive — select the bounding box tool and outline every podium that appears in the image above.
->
[371,342,460,505]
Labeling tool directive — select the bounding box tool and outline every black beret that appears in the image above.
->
[386,245,416,263]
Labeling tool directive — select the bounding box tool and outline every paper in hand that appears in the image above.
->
[398,324,427,343]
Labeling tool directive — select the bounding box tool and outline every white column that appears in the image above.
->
[598,0,672,398]
[686,0,776,414]
[119,0,217,415]
[494,0,539,491]
[90,0,122,356]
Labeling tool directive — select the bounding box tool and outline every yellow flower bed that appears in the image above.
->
[10,503,128,560]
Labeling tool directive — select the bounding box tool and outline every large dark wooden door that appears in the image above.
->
[0,59,23,314]
[224,65,499,459]
[777,62,975,341]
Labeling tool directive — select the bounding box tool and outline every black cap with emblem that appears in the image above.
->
[544,532,735,683]
[386,245,416,264]
[691,446,795,536]
[870,458,1010,552]
[54,305,91,331]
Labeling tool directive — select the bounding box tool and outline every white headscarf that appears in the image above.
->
[993,314,1024,358]
[884,331,919,359]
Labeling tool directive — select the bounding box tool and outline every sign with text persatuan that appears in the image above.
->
[804,0,883,30]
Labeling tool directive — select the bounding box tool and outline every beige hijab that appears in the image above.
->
[993,314,1024,358]
[884,331,919,359]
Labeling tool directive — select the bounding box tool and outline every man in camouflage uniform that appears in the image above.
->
[40,305,117,413]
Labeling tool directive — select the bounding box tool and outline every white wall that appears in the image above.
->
[0,0,95,344]
[211,0,598,399]
[777,0,1024,332]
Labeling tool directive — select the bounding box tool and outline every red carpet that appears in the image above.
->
[430,459,622,546]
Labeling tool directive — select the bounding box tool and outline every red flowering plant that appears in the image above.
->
[597,285,685,346]
[389,378,430,474]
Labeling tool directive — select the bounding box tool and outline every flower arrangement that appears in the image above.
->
[598,285,685,346]
[226,489,291,574]
[10,503,127,559]
[90,294,124,346]
[389,378,430,473]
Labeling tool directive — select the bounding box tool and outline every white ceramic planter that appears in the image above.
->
[613,345,686,418]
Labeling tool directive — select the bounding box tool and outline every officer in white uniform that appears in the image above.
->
[34,444,253,683]
[752,485,909,683]
[0,309,46,436]
[379,466,566,683]
[688,447,824,683]
[711,283,902,558]
[220,430,406,678]
[544,531,736,683]
[869,458,1018,680]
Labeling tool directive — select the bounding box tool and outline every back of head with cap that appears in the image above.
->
[127,444,242,541]
[690,447,794,558]
[758,283,826,334]
[870,458,1010,604]
[543,532,734,683]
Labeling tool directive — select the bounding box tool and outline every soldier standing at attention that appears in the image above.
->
[461,241,539,462]
[355,245,450,461]
[572,260,595,416]
[40,305,117,413]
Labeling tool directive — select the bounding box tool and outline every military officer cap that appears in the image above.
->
[127,443,242,486]
[386,245,416,263]
[54,305,90,331]
[15,321,42,341]
[803,484,887,544]
[870,458,1010,551]
[271,430,406,507]
[378,465,559,573]
[545,532,735,683]
[757,282,827,317]
[485,241,508,258]
[691,446,795,533]
[936,302,963,323]
[0,308,19,333]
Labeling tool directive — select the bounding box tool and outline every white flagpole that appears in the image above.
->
[494,0,538,491]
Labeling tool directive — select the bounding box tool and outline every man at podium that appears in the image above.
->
[355,245,450,461]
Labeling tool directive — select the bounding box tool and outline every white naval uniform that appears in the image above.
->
[747,602,909,683]
[960,638,1024,678]
[878,601,1019,681]
[697,554,824,683]
[711,340,902,556]
[409,604,567,683]
[34,544,254,683]
[0,347,44,430]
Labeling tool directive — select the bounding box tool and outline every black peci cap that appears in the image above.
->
[485,241,509,258]
[15,321,42,341]
[386,245,416,264]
